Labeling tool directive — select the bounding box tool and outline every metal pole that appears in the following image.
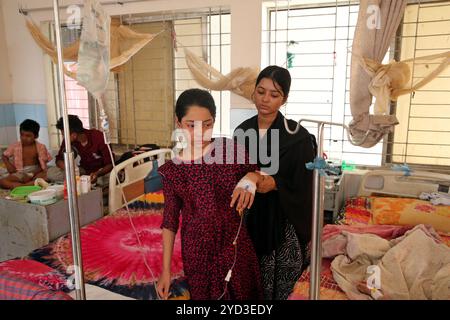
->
[299,119,349,300]
[309,123,325,300]
[52,0,86,300]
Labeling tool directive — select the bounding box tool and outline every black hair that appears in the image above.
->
[255,65,292,98]
[20,119,40,138]
[56,115,84,133]
[175,88,216,122]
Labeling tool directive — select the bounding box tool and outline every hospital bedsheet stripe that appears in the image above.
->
[27,208,188,300]
[0,271,72,300]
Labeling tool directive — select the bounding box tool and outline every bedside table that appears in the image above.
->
[324,175,341,224]
[0,188,103,262]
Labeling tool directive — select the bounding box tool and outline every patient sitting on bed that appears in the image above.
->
[0,119,52,189]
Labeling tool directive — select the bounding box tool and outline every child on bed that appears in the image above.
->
[0,119,52,189]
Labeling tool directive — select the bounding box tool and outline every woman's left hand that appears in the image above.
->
[257,175,277,193]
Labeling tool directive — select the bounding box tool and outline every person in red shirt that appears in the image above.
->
[47,115,114,187]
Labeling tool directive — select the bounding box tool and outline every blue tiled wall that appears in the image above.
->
[13,104,48,127]
[0,104,15,127]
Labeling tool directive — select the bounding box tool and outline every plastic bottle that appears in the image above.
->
[64,167,81,199]
[75,167,81,196]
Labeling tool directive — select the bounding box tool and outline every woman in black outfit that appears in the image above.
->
[234,66,316,300]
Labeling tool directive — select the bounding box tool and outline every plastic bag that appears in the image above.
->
[77,0,111,99]
[144,160,163,193]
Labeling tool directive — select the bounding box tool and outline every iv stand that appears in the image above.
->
[294,119,363,300]
[52,0,86,300]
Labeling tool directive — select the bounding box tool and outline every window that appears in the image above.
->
[115,20,174,148]
[64,66,90,129]
[392,1,450,168]
[117,8,230,147]
[262,1,450,169]
[173,10,231,137]
[49,8,231,150]
[263,1,388,166]
[60,27,91,130]
[49,25,120,145]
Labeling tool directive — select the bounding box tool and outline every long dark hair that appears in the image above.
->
[175,89,217,121]
[255,65,291,98]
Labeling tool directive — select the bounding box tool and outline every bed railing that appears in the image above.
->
[108,148,173,214]
[359,169,450,198]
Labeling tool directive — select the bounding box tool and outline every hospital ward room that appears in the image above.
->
[0,0,449,302]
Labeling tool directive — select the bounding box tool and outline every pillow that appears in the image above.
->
[336,196,372,226]
[371,197,450,233]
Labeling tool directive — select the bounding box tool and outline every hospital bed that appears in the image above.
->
[0,148,189,300]
[108,148,173,214]
[289,169,450,300]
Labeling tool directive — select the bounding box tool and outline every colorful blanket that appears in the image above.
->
[0,259,68,292]
[336,196,450,245]
[289,196,450,300]
[128,190,165,210]
[0,271,72,300]
[27,207,188,300]
[330,225,450,300]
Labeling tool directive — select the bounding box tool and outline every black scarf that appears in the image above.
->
[234,112,315,256]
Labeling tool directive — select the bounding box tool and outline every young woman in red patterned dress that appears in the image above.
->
[156,89,263,300]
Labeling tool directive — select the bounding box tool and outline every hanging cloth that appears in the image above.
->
[184,47,259,101]
[357,51,450,116]
[349,0,407,148]
[358,57,411,115]
[109,19,158,72]
[25,16,79,78]
[24,16,157,79]
[391,51,450,98]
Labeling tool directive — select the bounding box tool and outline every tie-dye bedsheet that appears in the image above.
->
[0,194,190,300]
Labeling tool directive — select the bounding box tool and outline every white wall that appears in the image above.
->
[3,0,265,109]
[2,0,48,105]
[0,0,12,104]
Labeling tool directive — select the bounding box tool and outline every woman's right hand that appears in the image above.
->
[231,186,255,213]
[157,270,171,300]
[230,172,261,211]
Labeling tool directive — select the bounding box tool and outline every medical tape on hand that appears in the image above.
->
[235,178,256,195]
